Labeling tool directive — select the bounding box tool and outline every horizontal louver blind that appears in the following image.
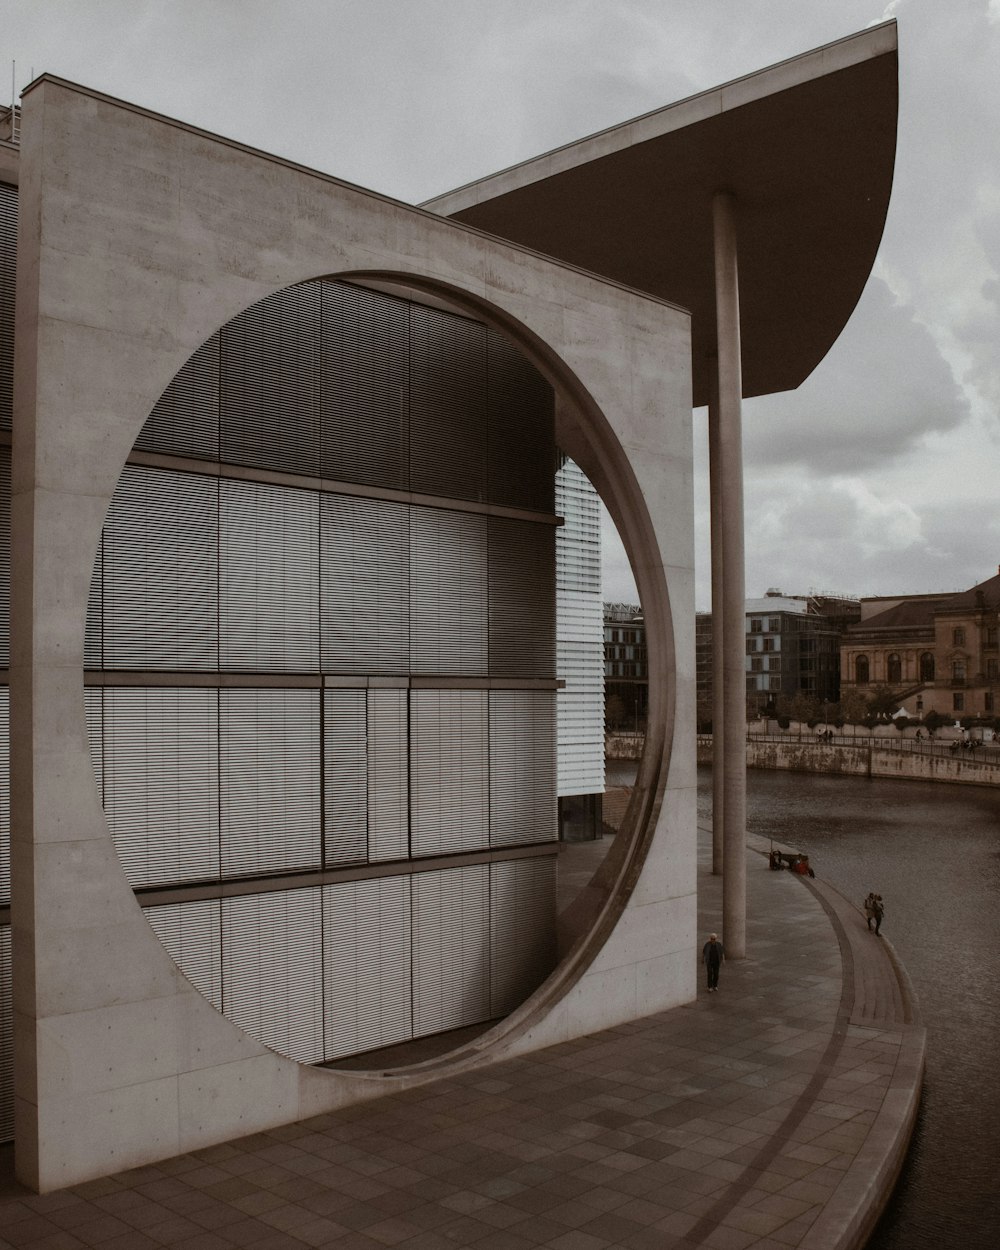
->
[84,687,104,806]
[323,689,368,865]
[320,281,409,489]
[555,592,605,683]
[489,690,557,847]
[488,517,555,679]
[0,689,7,904]
[221,282,320,477]
[410,506,487,676]
[0,183,15,433]
[320,494,409,674]
[84,536,104,668]
[487,329,555,511]
[220,479,319,672]
[323,876,412,1060]
[102,465,219,670]
[489,856,557,1017]
[0,448,9,666]
[78,275,562,1069]
[412,864,490,1036]
[410,690,488,856]
[222,889,324,1063]
[144,898,222,1009]
[220,689,321,878]
[103,687,220,888]
[555,458,601,593]
[0,925,11,1143]
[410,304,487,501]
[136,333,221,461]
[367,689,408,862]
[556,591,605,797]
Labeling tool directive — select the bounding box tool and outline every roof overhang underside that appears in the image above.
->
[423,23,898,409]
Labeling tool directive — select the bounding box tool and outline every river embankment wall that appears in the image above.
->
[607,733,1000,787]
[696,736,1000,786]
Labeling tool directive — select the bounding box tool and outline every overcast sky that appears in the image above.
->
[6,0,999,609]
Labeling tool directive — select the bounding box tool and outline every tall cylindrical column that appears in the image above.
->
[708,369,724,876]
[713,190,747,959]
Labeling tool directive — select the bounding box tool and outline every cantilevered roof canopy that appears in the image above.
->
[424,23,898,409]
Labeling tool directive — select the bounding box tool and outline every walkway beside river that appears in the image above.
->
[0,823,924,1250]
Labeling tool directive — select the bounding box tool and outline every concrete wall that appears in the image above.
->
[696,738,1000,787]
[11,79,695,1189]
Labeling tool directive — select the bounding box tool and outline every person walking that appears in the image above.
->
[702,933,725,992]
[864,893,876,930]
[872,894,885,936]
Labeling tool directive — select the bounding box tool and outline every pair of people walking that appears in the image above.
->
[863,892,885,935]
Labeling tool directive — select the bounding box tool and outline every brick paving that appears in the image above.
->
[0,817,924,1249]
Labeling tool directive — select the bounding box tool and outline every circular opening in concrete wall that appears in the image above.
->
[82,274,655,1070]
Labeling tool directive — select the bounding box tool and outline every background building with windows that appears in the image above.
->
[743,592,858,716]
[604,604,648,731]
[841,570,1000,719]
[694,591,858,719]
[839,593,946,707]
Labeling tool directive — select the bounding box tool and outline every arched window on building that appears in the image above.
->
[887,653,902,683]
[855,654,870,685]
[920,652,935,681]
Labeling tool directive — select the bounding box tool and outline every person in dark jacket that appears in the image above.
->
[702,933,725,992]
[872,895,885,936]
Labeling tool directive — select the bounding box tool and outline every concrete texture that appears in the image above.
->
[10,78,695,1188]
[423,24,898,408]
[696,736,1000,787]
[0,819,925,1248]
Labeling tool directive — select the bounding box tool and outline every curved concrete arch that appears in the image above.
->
[84,263,680,1080]
[11,77,695,1189]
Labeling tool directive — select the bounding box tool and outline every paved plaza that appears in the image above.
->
[0,816,923,1250]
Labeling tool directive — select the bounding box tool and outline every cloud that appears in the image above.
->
[742,472,925,598]
[742,278,969,475]
[600,506,640,605]
[8,0,999,614]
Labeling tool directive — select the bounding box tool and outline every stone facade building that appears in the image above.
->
[840,570,1000,720]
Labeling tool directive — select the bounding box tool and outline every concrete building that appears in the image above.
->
[0,19,896,1192]
[2,79,694,1191]
[692,592,859,721]
[743,592,858,716]
[603,603,648,732]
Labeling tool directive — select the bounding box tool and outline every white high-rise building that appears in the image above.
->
[555,457,606,839]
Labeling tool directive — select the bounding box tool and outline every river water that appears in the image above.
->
[691,765,1000,1250]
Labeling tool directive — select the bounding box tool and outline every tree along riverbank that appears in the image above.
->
[606,732,1000,787]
